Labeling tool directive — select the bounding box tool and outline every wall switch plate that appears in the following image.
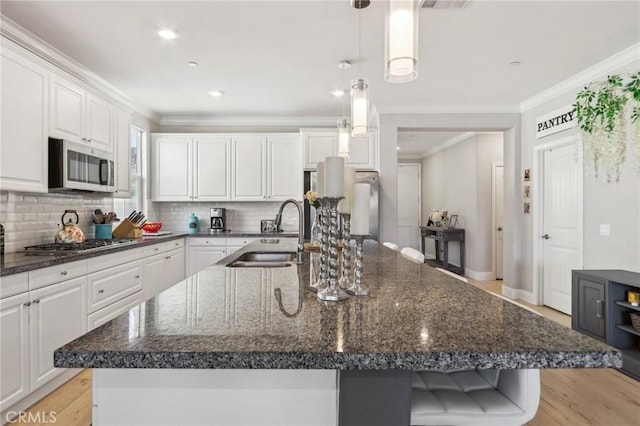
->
[599,224,610,236]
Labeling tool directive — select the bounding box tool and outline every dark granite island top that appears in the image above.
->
[54,240,621,371]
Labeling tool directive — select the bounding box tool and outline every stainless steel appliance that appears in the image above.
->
[49,138,115,193]
[210,208,226,233]
[303,170,379,240]
[23,238,137,256]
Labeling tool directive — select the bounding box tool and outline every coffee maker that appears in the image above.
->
[210,208,226,233]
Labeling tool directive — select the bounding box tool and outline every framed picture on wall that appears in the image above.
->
[524,168,531,181]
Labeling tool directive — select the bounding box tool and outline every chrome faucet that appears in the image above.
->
[274,199,305,264]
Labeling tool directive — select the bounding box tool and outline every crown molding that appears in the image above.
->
[376,105,521,114]
[520,42,640,112]
[0,15,161,123]
[159,115,342,127]
[421,131,476,158]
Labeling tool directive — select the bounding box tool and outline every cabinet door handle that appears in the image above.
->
[82,137,87,142]
[98,289,104,294]
[541,234,551,240]
[33,299,40,304]
[60,271,68,276]
[166,256,171,260]
[134,275,140,279]
[24,302,32,307]
[596,299,602,318]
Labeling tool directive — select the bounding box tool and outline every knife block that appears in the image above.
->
[112,219,143,238]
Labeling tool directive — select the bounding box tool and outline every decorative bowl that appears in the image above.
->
[142,222,163,233]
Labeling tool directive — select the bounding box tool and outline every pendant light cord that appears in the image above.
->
[358,7,362,76]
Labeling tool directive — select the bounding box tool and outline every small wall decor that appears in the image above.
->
[524,168,531,181]
[524,185,530,199]
[574,71,640,182]
[524,202,531,215]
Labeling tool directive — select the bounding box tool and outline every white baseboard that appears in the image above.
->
[464,269,494,281]
[501,286,538,305]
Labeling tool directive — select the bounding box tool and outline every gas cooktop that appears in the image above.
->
[23,238,138,255]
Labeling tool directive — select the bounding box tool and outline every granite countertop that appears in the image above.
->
[0,231,299,276]
[54,240,621,371]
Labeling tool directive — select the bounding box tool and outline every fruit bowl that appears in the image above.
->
[142,222,163,233]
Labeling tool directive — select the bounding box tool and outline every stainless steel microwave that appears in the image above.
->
[48,138,115,193]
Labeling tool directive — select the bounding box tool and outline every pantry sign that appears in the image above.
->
[536,105,577,138]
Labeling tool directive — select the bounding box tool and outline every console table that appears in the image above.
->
[420,226,465,275]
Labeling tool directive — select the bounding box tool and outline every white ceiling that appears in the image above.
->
[2,1,639,121]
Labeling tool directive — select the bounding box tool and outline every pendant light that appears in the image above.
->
[351,0,370,136]
[385,0,419,83]
[337,61,351,158]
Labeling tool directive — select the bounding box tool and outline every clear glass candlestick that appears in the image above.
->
[347,235,369,297]
[338,213,353,289]
[310,198,330,292]
[317,197,349,302]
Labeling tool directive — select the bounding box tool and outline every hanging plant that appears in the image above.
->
[573,71,640,182]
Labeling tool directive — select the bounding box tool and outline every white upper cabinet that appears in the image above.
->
[0,47,49,193]
[301,129,377,171]
[194,136,231,201]
[301,129,338,170]
[49,75,113,152]
[151,136,192,201]
[267,134,302,201]
[114,107,131,198]
[232,136,267,201]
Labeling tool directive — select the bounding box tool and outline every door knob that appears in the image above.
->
[497,227,503,231]
[541,234,550,240]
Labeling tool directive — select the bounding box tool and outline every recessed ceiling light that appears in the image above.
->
[158,29,179,40]
[209,91,224,98]
[331,89,345,98]
[187,62,198,67]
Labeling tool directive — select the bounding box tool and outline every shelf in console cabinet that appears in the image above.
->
[620,347,640,363]
[615,324,640,338]
[615,301,640,312]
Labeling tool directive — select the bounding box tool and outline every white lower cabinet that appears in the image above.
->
[87,261,143,314]
[144,247,186,301]
[187,238,227,276]
[88,291,143,331]
[165,248,186,289]
[0,292,30,410]
[28,276,87,392]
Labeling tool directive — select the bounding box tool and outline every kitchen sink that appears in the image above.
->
[226,251,296,268]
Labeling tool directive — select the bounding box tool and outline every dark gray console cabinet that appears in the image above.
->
[572,270,640,380]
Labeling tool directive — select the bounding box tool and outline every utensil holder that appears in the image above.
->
[94,224,113,240]
[112,219,143,238]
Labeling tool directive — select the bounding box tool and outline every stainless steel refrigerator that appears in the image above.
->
[303,170,379,241]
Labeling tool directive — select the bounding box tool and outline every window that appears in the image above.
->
[113,126,146,219]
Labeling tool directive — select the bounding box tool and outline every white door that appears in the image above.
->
[267,134,301,201]
[494,165,504,279]
[144,253,168,300]
[397,164,421,250]
[152,137,192,201]
[346,133,376,170]
[85,93,113,152]
[49,76,85,143]
[114,108,131,197]
[29,277,87,391]
[232,136,266,200]
[542,143,581,314]
[194,136,231,201]
[0,292,30,409]
[301,130,338,170]
[165,249,186,290]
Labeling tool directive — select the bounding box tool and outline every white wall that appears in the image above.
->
[420,134,503,277]
[519,59,640,297]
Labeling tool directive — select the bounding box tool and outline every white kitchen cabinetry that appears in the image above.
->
[0,292,30,409]
[232,136,267,201]
[188,238,227,276]
[87,261,143,314]
[267,134,302,201]
[165,248,186,290]
[151,135,231,202]
[28,276,87,392]
[0,46,49,193]
[49,75,113,152]
[143,240,186,300]
[114,106,132,197]
[87,291,143,331]
[226,237,259,256]
[301,129,377,170]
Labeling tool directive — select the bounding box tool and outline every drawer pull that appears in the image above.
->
[60,271,68,276]
[24,302,32,307]
[154,248,159,251]
[596,299,603,319]
[166,256,171,260]
[33,299,40,304]
[134,275,140,279]
[98,289,104,294]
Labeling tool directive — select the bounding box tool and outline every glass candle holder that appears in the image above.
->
[317,197,349,302]
[346,235,369,297]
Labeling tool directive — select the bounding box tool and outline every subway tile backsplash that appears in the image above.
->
[0,191,113,252]
[151,201,299,234]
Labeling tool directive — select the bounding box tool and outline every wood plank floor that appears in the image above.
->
[16,280,640,426]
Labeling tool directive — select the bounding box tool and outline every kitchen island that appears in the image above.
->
[54,239,621,425]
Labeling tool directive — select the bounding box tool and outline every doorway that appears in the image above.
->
[492,163,504,280]
[397,163,421,250]
[534,136,583,315]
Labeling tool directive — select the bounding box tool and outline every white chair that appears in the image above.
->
[401,247,425,264]
[411,368,541,426]
[435,267,469,283]
[383,242,399,251]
